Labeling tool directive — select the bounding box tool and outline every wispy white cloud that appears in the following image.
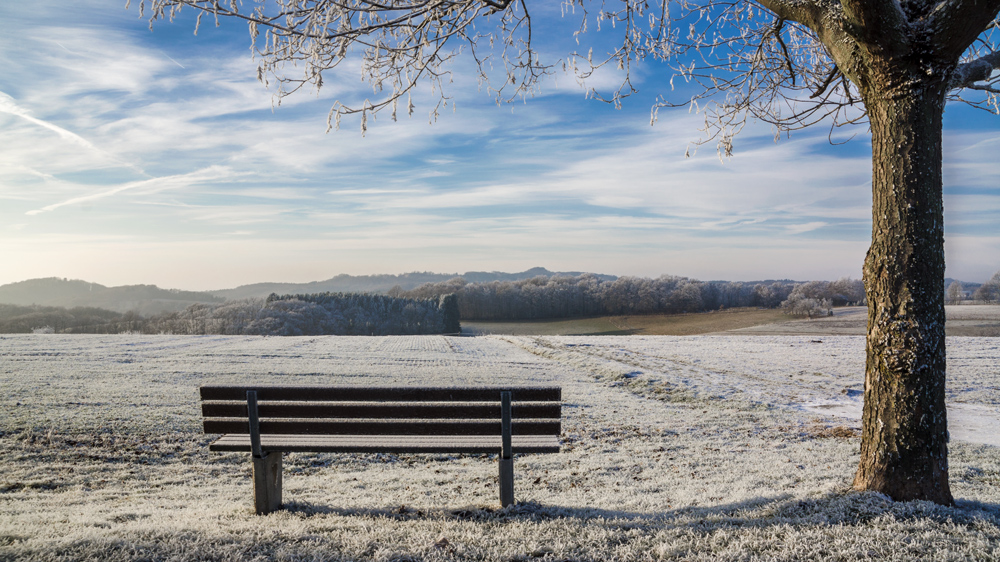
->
[0,92,97,150]
[586,195,645,208]
[0,90,148,178]
[207,187,317,200]
[785,222,829,234]
[697,218,768,231]
[331,188,426,196]
[25,166,235,215]
[185,204,295,225]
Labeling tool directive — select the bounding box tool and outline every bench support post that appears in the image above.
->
[499,457,514,507]
[499,391,514,507]
[247,390,282,514]
[252,452,282,515]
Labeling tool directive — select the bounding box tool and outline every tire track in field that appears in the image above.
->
[497,336,735,405]
[501,336,864,413]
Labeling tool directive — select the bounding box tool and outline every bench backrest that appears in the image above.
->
[200,385,562,438]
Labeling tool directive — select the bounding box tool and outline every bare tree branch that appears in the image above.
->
[950,49,1000,88]
[138,0,550,134]
[839,0,908,50]
[755,0,837,30]
[810,65,840,98]
[772,18,796,86]
[754,0,864,86]
[930,0,1000,59]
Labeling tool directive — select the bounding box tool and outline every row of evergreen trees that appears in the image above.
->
[263,293,460,336]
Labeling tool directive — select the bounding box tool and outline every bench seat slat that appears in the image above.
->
[201,403,561,420]
[200,385,561,402]
[203,419,560,436]
[208,434,561,454]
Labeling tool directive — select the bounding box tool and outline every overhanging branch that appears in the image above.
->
[772,18,796,86]
[810,65,840,98]
[839,0,908,48]
[929,0,1000,59]
[754,0,863,86]
[950,50,1000,89]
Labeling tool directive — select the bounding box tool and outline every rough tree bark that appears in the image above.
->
[758,0,1000,503]
[856,72,952,504]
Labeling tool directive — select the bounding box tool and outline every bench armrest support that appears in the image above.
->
[247,390,263,459]
[500,391,512,459]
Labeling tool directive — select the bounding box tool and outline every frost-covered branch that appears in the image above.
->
[950,49,1000,90]
[134,0,550,133]
[626,0,865,155]
[945,19,1000,112]
[131,0,1000,146]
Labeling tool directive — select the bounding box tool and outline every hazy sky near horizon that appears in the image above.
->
[2,1,998,291]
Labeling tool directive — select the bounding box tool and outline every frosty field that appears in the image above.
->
[2,334,1000,561]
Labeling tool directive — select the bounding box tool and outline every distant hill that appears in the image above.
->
[0,278,223,315]
[0,269,617,316]
[946,278,981,289]
[209,267,617,300]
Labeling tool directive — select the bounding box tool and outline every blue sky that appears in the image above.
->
[1,1,998,291]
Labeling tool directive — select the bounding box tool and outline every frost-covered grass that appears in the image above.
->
[2,334,1000,561]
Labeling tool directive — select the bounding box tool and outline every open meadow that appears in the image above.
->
[461,305,1000,337]
[2,333,1000,561]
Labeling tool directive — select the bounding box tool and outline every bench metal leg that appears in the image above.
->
[499,390,514,507]
[499,457,514,507]
[252,452,282,515]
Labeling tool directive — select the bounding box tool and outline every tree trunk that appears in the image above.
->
[854,78,953,504]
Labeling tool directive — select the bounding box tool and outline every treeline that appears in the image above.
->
[780,279,867,317]
[953,271,1000,304]
[394,275,867,321]
[255,293,459,336]
[28,271,1000,333]
[15,294,459,336]
[137,293,457,336]
[0,304,137,334]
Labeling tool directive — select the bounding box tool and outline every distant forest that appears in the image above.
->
[0,304,128,334]
[393,275,867,321]
[3,293,459,336]
[4,272,997,335]
[0,274,862,334]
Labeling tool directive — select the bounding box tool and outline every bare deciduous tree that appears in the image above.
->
[946,280,964,305]
[134,0,1000,504]
[973,271,1000,303]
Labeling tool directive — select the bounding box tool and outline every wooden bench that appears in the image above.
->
[200,385,562,514]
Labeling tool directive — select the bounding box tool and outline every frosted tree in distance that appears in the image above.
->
[135,0,1000,504]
